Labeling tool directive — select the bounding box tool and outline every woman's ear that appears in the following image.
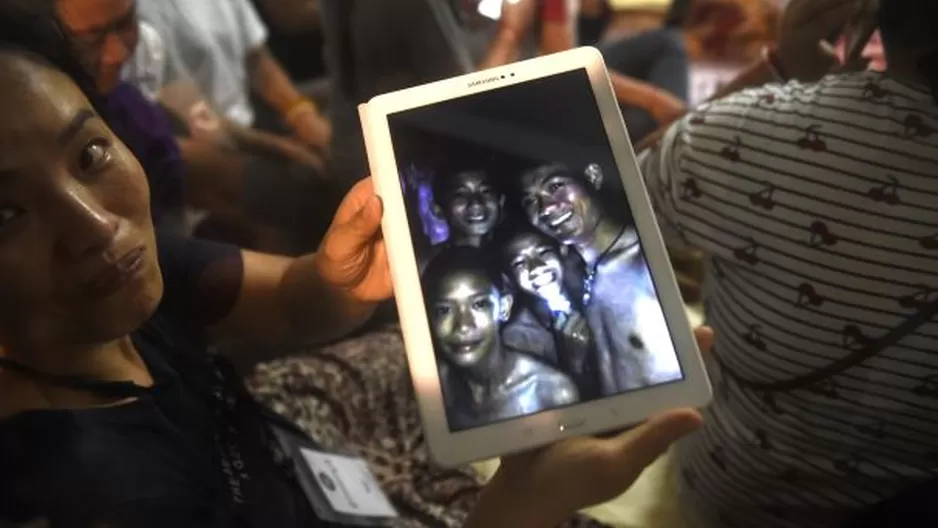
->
[585,163,604,190]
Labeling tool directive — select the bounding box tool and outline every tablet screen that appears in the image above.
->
[388,68,684,432]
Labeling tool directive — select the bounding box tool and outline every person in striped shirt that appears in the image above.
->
[636,0,938,526]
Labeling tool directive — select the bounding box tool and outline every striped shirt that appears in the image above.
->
[637,70,938,528]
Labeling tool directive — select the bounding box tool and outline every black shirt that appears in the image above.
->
[0,232,324,527]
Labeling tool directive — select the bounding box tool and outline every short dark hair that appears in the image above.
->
[878,1,938,102]
[510,161,598,204]
[421,246,505,300]
[429,151,503,206]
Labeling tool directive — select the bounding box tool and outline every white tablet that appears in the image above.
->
[359,47,711,467]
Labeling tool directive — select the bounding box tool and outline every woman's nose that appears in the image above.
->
[58,184,119,259]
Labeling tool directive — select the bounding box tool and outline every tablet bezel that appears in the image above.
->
[361,47,711,467]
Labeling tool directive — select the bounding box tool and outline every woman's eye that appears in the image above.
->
[547,181,564,193]
[78,139,113,172]
[434,305,451,317]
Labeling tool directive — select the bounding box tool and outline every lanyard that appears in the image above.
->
[0,337,260,526]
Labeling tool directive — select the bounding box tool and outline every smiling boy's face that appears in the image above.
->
[438,171,502,239]
[429,269,510,369]
[520,164,602,245]
[503,232,565,301]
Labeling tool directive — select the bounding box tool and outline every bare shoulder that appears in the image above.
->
[513,355,579,405]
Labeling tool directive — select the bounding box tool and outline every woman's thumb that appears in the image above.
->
[344,195,383,243]
[608,409,703,481]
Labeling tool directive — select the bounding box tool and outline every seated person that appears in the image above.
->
[58,0,338,253]
[518,162,682,393]
[633,0,938,525]
[45,0,184,225]
[496,221,600,398]
[136,0,332,153]
[123,17,339,253]
[423,246,579,430]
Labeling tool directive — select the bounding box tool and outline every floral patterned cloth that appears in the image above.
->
[246,325,608,528]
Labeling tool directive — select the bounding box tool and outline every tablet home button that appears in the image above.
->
[558,420,586,432]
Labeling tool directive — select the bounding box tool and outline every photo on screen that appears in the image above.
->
[388,69,684,432]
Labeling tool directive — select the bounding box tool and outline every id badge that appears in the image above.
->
[269,423,399,526]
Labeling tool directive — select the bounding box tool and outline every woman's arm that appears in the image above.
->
[210,178,389,346]
[212,250,377,345]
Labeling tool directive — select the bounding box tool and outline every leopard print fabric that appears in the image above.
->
[245,325,608,528]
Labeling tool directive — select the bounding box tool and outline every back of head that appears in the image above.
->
[422,245,504,298]
[878,0,938,102]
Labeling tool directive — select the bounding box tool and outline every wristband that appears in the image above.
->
[284,99,316,126]
[762,45,788,82]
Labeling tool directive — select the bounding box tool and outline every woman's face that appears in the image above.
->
[57,0,139,94]
[439,171,501,239]
[0,54,161,353]
[503,232,565,301]
[429,270,509,370]
[520,164,602,244]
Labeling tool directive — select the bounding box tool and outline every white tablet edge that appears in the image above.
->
[359,47,712,467]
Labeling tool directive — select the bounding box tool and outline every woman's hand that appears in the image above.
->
[775,0,877,82]
[315,178,392,302]
[467,327,713,528]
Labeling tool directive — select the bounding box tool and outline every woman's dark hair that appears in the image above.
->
[421,245,505,300]
[877,0,938,103]
[0,0,109,119]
